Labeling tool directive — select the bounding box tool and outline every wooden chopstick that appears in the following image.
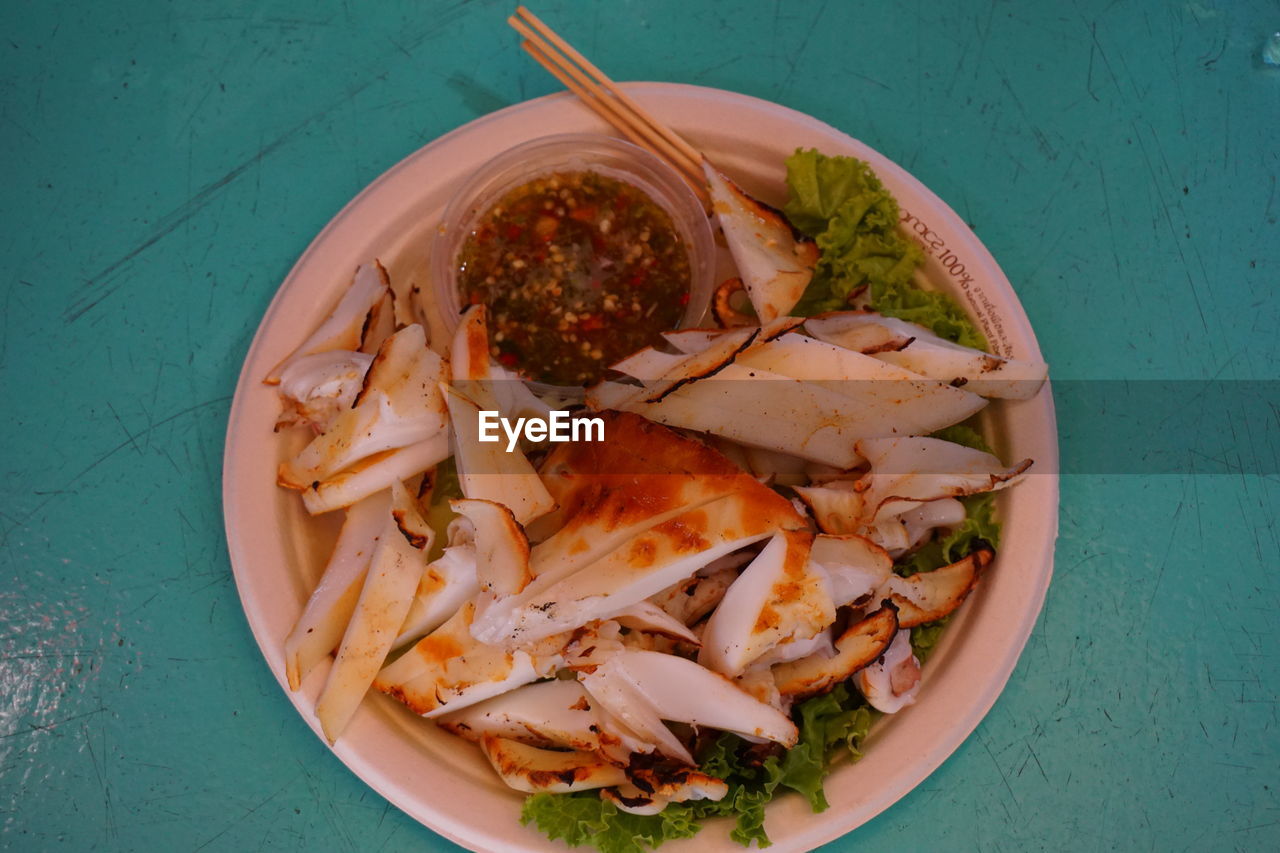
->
[518,39,654,153]
[514,28,703,190]
[513,7,704,170]
[508,7,709,203]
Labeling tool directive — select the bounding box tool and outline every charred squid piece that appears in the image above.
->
[444,383,556,526]
[625,756,728,804]
[698,531,833,677]
[392,541,479,649]
[648,564,740,627]
[437,679,611,754]
[856,628,921,713]
[853,436,1032,525]
[884,547,994,628]
[805,311,1049,400]
[448,498,532,597]
[265,261,390,384]
[274,350,373,432]
[314,483,434,743]
[278,324,448,489]
[479,734,627,794]
[772,602,899,700]
[580,649,799,765]
[284,490,391,690]
[374,602,561,719]
[703,164,819,322]
[711,277,756,328]
[808,534,894,607]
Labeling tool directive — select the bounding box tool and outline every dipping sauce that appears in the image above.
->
[455,170,692,386]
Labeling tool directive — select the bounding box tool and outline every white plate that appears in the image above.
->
[223,83,1059,853]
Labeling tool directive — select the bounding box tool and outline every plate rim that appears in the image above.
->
[223,81,1060,853]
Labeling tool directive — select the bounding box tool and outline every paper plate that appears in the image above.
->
[223,83,1059,852]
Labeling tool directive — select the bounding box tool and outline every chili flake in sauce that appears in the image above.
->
[455,170,691,386]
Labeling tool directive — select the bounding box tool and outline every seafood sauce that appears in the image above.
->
[456,170,691,386]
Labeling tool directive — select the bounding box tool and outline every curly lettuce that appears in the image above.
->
[521,684,875,850]
[785,149,988,350]
[421,457,461,562]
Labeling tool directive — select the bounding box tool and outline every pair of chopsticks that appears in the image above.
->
[508,6,709,204]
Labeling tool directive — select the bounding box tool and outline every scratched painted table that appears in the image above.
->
[2,1,1277,850]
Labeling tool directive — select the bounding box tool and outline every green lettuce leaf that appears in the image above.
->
[783,149,988,351]
[909,619,950,664]
[773,684,876,811]
[899,489,1001,661]
[520,794,700,853]
[688,736,777,847]
[864,276,988,351]
[929,423,993,454]
[783,149,891,237]
[898,491,1000,579]
[421,457,461,562]
[521,685,876,851]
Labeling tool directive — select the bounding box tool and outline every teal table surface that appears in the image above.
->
[2,1,1277,851]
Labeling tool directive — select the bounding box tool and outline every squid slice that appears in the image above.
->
[808,534,894,608]
[359,290,397,356]
[864,497,969,557]
[856,628,921,713]
[479,734,627,794]
[773,603,899,699]
[438,674,657,766]
[699,531,833,677]
[648,566,738,627]
[854,436,1032,524]
[265,261,390,383]
[600,785,670,816]
[883,548,994,628]
[802,312,914,355]
[793,481,865,535]
[608,347,689,383]
[475,484,804,646]
[733,663,786,711]
[703,163,818,322]
[899,497,968,552]
[279,324,447,487]
[393,543,480,648]
[613,601,701,645]
[660,328,726,354]
[374,602,559,718]
[611,363,880,469]
[735,333,987,431]
[599,332,985,469]
[437,679,604,752]
[601,761,732,812]
[284,490,390,690]
[299,433,449,515]
[751,628,836,672]
[274,350,373,432]
[585,320,797,413]
[314,483,432,742]
[449,498,532,596]
[450,304,552,423]
[581,649,799,764]
[627,764,729,803]
[805,311,1049,399]
[528,412,774,590]
[586,648,793,747]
